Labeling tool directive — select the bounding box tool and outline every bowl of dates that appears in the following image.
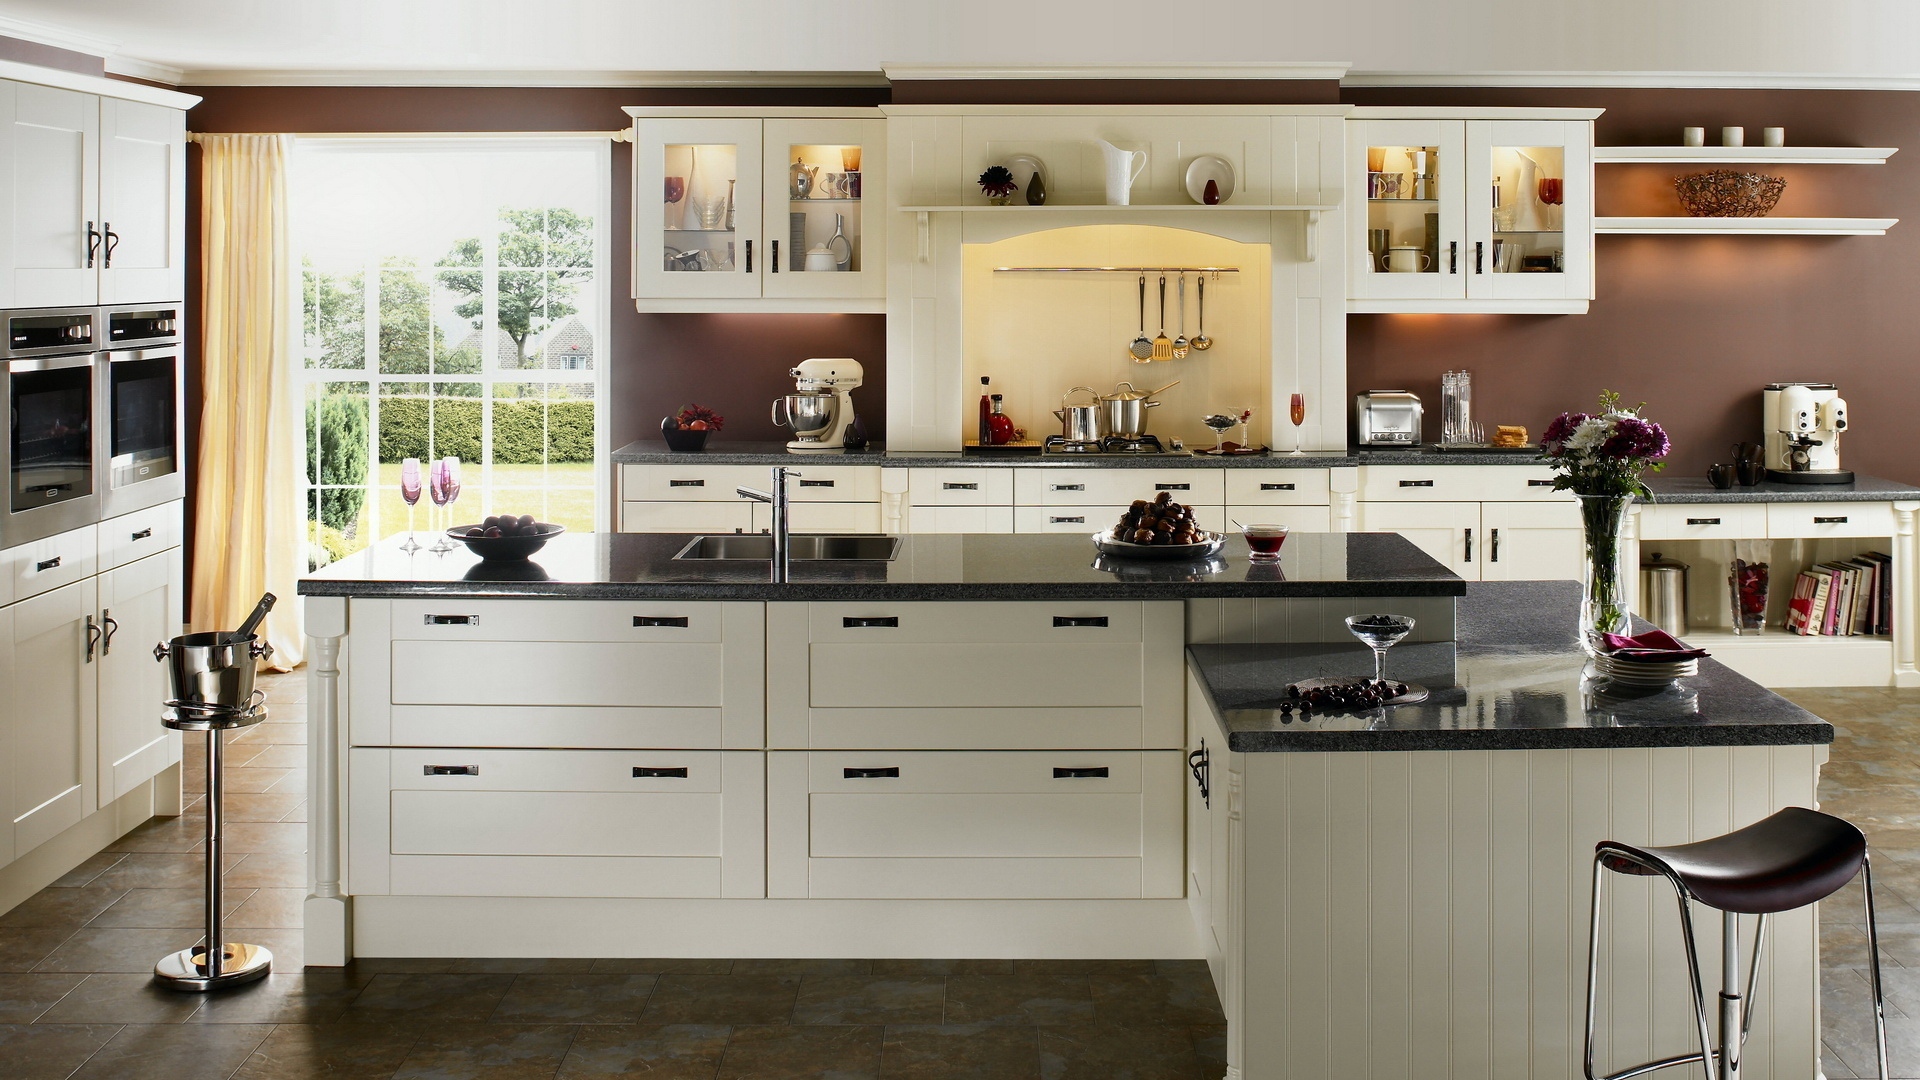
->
[1092,491,1226,560]
[447,516,564,561]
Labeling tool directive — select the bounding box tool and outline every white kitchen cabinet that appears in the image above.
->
[1358,500,1483,579]
[766,749,1184,899]
[618,462,882,534]
[621,501,753,535]
[1226,504,1331,532]
[96,549,181,804]
[907,467,1014,507]
[905,504,1014,534]
[97,97,186,304]
[1014,468,1226,508]
[1349,111,1597,313]
[8,576,98,856]
[1225,470,1333,506]
[1017,504,1228,535]
[349,747,766,899]
[628,109,885,311]
[1478,500,1583,581]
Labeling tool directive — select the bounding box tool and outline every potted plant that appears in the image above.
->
[1541,391,1670,651]
[661,404,724,452]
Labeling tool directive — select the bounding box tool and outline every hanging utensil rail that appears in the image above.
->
[992,265,1239,275]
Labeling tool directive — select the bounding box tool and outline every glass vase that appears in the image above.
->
[1578,494,1633,653]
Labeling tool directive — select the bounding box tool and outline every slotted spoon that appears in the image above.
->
[1152,275,1173,361]
[1128,275,1154,362]
[1172,274,1191,359]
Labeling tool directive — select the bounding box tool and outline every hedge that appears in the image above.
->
[377,398,595,464]
[306,393,369,531]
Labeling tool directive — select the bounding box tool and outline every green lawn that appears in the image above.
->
[327,462,598,557]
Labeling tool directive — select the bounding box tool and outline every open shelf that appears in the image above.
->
[1595,146,1898,165]
[1678,630,1894,688]
[1597,216,1898,236]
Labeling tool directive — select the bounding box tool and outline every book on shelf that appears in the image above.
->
[1861,551,1894,634]
[1786,571,1819,635]
[1787,554,1893,638]
[1799,567,1836,636]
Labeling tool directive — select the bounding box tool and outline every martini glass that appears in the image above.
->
[398,457,423,553]
[1203,413,1237,452]
[1346,613,1415,687]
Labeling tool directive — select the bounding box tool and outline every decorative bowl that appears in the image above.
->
[660,416,709,452]
[1092,530,1227,561]
[1673,171,1786,217]
[447,523,564,562]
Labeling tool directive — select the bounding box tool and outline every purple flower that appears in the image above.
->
[1600,415,1670,461]
[1542,411,1588,447]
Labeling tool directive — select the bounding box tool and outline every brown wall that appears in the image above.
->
[1343,86,1920,485]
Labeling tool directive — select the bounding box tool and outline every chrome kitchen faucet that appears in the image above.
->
[737,466,799,581]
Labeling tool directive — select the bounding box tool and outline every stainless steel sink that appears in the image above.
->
[672,534,902,562]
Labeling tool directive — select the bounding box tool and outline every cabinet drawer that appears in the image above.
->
[99,504,181,570]
[807,600,1144,644]
[1224,470,1332,505]
[1766,503,1896,540]
[1226,504,1332,532]
[1636,503,1767,541]
[906,505,1013,534]
[908,467,1013,506]
[1478,467,1570,502]
[10,524,97,602]
[1014,468,1225,507]
[620,501,752,534]
[391,599,727,642]
[351,748,765,898]
[788,501,881,534]
[767,750,1182,899]
[621,463,880,502]
[1016,505,1227,535]
[1357,466,1484,502]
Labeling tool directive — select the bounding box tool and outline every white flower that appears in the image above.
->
[1566,416,1612,452]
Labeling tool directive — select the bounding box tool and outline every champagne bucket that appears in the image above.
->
[153,632,272,714]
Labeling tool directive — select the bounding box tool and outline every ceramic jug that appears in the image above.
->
[1096,140,1148,206]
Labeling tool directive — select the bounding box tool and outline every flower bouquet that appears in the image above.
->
[1540,391,1670,649]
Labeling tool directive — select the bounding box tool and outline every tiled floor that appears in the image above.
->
[0,675,1913,1078]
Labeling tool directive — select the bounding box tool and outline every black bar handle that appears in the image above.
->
[1686,517,1722,526]
[425,614,479,625]
[1260,482,1295,491]
[1049,516,1085,524]
[36,556,61,572]
[1154,483,1191,491]
[1464,527,1473,562]
[1053,616,1110,628]
[1474,240,1484,274]
[1050,483,1085,492]
[668,479,705,488]
[843,766,899,779]
[1398,479,1434,488]
[634,616,689,628]
[1526,479,1554,488]
[1490,528,1500,563]
[769,239,777,273]
[843,616,899,628]
[131,527,153,540]
[799,479,835,487]
[744,239,752,273]
[942,482,978,491]
[1448,240,1458,274]
[1814,516,1849,524]
[633,766,689,778]
[425,765,479,776]
[1053,766,1110,779]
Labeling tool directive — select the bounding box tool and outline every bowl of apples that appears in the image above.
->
[662,404,724,452]
[448,515,564,562]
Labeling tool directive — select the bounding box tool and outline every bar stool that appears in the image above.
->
[1584,807,1888,1080]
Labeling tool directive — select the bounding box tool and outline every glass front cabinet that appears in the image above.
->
[1347,111,1598,313]
[629,109,886,311]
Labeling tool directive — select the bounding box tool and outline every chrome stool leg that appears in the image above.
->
[1863,853,1890,1080]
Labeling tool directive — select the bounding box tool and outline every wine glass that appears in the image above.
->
[1538,176,1563,229]
[1346,614,1415,688]
[1202,413,1237,453]
[398,457,423,553]
[1237,408,1253,453]
[1289,393,1306,455]
[427,456,457,553]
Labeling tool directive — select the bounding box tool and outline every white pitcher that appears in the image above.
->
[1096,140,1148,206]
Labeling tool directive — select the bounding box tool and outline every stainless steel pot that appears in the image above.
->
[773,392,837,437]
[1052,386,1103,443]
[153,631,272,713]
[1100,380,1180,439]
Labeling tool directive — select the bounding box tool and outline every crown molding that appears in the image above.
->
[104,55,185,86]
[175,67,890,88]
[0,13,118,60]
[0,57,198,108]
[883,62,1352,82]
[1344,69,1920,90]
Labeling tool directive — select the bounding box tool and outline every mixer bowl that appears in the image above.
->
[775,392,838,437]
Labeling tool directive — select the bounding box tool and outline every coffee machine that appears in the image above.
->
[773,357,863,452]
[1763,382,1854,484]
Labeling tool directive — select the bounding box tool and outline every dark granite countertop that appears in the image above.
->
[1189,582,1832,752]
[1645,475,1920,504]
[299,530,1466,601]
[611,440,1548,469]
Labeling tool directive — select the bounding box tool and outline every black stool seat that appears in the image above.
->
[1599,807,1865,914]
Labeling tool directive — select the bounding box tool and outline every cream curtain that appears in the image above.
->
[189,133,303,670]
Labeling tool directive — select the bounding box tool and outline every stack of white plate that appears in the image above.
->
[1593,652,1699,688]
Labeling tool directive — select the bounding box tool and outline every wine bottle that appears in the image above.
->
[988,394,1015,445]
[978,377,992,447]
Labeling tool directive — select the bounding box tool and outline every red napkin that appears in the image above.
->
[1600,628,1710,662]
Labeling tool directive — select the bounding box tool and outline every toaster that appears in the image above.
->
[1355,390,1425,446]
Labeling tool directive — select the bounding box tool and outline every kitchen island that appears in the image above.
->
[300,536,1833,1080]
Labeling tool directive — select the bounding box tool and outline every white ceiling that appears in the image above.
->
[3,0,1918,86]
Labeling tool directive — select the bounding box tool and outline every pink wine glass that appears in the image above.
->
[398,457,423,553]
[428,456,457,552]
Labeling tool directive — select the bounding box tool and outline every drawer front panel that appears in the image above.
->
[1478,467,1572,502]
[1357,466,1485,502]
[788,501,881,534]
[390,706,723,750]
[11,524,97,602]
[1224,470,1333,505]
[1016,505,1227,534]
[622,464,880,503]
[807,600,1142,643]
[1766,503,1896,540]
[811,643,1146,708]
[392,641,723,707]
[1226,504,1332,532]
[620,501,752,534]
[1637,503,1767,541]
[802,706,1145,751]
[1014,469,1226,507]
[906,505,1014,534]
[99,503,181,570]
[908,468,1013,506]
[391,599,724,642]
[392,789,721,856]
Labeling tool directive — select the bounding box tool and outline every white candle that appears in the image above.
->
[1721,126,1745,147]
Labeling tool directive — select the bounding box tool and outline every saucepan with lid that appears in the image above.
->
[1100,380,1180,439]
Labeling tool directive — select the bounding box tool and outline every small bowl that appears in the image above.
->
[661,416,710,452]
[1673,171,1786,217]
[447,523,564,562]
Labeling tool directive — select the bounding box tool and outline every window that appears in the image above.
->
[292,138,610,567]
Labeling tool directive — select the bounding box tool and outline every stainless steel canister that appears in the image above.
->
[1638,552,1689,637]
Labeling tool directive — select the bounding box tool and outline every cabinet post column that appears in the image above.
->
[1330,469,1358,533]
[304,596,352,966]
[1894,502,1919,688]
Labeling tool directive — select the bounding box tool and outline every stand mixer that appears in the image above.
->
[773,358,863,452]
[1763,382,1854,484]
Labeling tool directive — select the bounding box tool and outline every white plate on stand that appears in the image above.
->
[1184,155,1236,204]
[1006,154,1047,198]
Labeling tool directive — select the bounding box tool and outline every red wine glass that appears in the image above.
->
[1289,393,1306,455]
